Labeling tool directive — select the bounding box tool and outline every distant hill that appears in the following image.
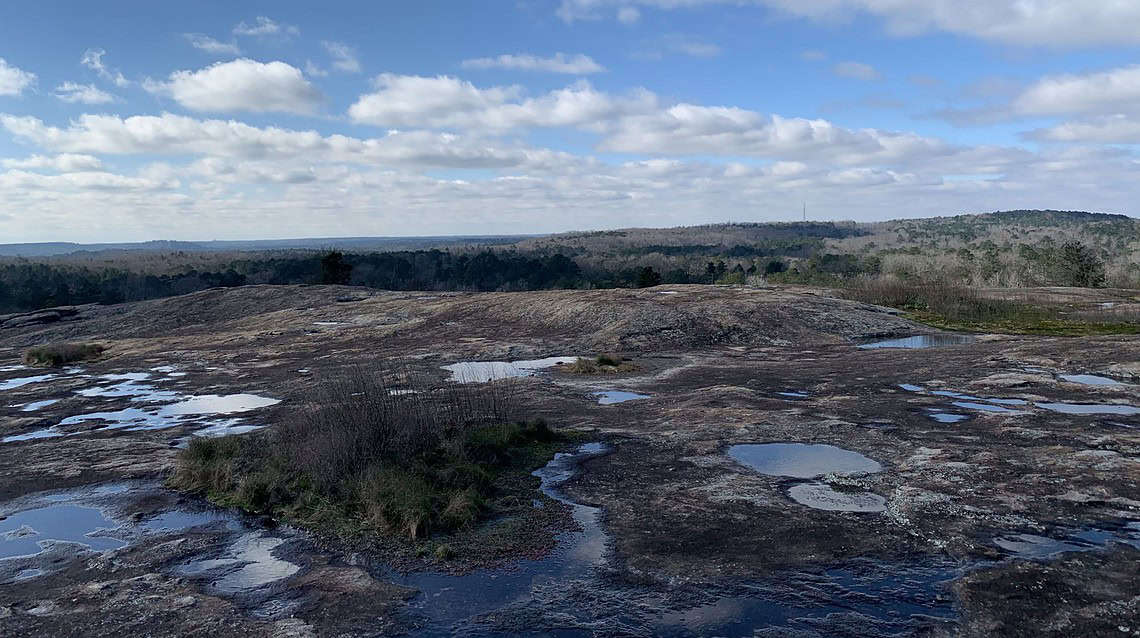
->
[0,235,539,257]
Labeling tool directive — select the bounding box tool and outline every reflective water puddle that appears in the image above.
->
[1059,374,1125,386]
[858,335,975,349]
[1036,402,1140,416]
[927,412,969,424]
[2,369,279,443]
[20,399,60,412]
[0,374,56,391]
[0,504,126,559]
[993,523,1140,560]
[442,357,578,383]
[593,390,650,405]
[178,533,300,594]
[787,483,886,513]
[728,443,882,478]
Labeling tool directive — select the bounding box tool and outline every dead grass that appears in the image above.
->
[23,343,105,367]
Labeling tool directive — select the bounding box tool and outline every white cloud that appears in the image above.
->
[305,61,329,77]
[80,49,129,87]
[556,1,1140,46]
[0,58,37,96]
[633,35,722,60]
[1012,64,1140,116]
[1026,115,1140,144]
[461,53,605,74]
[233,16,299,38]
[185,34,242,56]
[322,41,362,73]
[54,82,116,104]
[0,112,574,170]
[143,59,322,115]
[617,6,641,23]
[1,154,104,172]
[832,61,881,81]
[348,75,655,130]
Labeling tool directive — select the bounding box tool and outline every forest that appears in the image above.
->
[0,212,1126,314]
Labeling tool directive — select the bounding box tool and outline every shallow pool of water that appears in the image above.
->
[858,335,975,349]
[179,532,300,594]
[728,443,882,478]
[951,401,1023,414]
[0,374,56,391]
[20,399,60,412]
[787,482,886,512]
[0,504,126,559]
[1036,402,1140,416]
[593,390,650,405]
[927,412,969,424]
[994,524,1140,560]
[1059,374,1125,386]
[442,357,578,383]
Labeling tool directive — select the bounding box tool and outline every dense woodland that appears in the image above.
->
[0,211,1129,314]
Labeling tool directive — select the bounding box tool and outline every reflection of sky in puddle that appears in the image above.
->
[20,399,59,412]
[1036,402,1140,416]
[994,524,1140,560]
[391,443,609,628]
[593,390,650,405]
[0,374,56,391]
[729,443,882,478]
[1059,374,1125,386]
[776,391,809,399]
[442,356,578,383]
[859,334,974,349]
[0,504,126,559]
[3,369,279,443]
[179,533,300,594]
[927,412,969,424]
[787,482,886,512]
[951,401,1023,414]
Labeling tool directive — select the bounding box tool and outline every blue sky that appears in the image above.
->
[1,1,1138,241]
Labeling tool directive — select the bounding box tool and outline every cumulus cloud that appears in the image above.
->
[1012,64,1140,116]
[1,154,104,172]
[348,75,655,130]
[185,34,242,56]
[617,6,641,23]
[461,53,605,74]
[555,0,1140,46]
[233,16,299,38]
[321,41,362,73]
[54,82,116,104]
[0,112,575,170]
[143,59,323,115]
[1025,115,1140,144]
[80,49,129,87]
[0,58,37,96]
[832,61,881,81]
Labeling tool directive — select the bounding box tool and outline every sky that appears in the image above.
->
[1,1,1139,242]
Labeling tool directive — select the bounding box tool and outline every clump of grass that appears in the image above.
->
[171,373,564,541]
[841,278,1140,336]
[566,354,636,374]
[23,343,105,367]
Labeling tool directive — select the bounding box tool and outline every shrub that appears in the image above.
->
[173,372,562,541]
[23,343,105,367]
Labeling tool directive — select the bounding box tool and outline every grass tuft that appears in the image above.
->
[23,343,105,367]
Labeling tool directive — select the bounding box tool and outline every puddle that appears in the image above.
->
[950,401,1023,414]
[0,504,126,558]
[4,367,279,443]
[728,443,882,478]
[179,533,300,594]
[387,442,610,629]
[787,483,886,513]
[776,391,809,399]
[0,374,56,391]
[0,364,28,372]
[1059,374,1125,386]
[1036,402,1140,416]
[858,335,974,349]
[898,384,923,392]
[313,321,342,326]
[993,524,1140,560]
[593,390,650,405]
[59,394,280,432]
[20,399,60,412]
[442,357,578,383]
[927,412,969,424]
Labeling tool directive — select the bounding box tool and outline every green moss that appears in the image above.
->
[906,311,1140,336]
